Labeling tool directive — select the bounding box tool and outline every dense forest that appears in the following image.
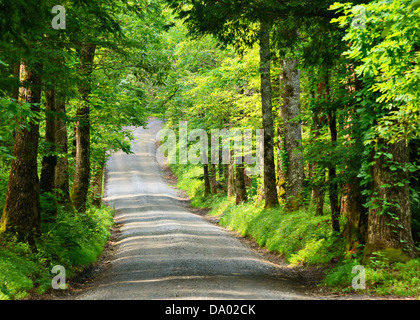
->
[0,0,419,299]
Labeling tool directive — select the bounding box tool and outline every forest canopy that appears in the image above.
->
[0,0,419,299]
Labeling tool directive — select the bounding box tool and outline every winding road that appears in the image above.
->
[72,118,315,300]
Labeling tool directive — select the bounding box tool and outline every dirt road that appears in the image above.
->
[72,118,317,300]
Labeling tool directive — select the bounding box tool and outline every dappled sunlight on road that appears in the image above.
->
[73,119,313,300]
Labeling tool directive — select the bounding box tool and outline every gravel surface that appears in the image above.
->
[70,119,325,300]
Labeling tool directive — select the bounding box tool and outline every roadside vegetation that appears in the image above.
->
[0,203,113,300]
[171,163,420,298]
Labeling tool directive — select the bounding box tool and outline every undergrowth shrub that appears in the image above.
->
[218,202,345,265]
[323,255,420,297]
[0,203,114,300]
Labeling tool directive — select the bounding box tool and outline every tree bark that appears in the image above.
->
[203,164,211,197]
[328,110,340,232]
[71,43,96,212]
[282,58,304,210]
[40,87,57,193]
[259,20,278,208]
[308,87,326,216]
[363,139,418,262]
[92,151,106,208]
[39,86,58,218]
[11,61,20,101]
[342,175,367,253]
[210,163,217,195]
[1,61,42,245]
[227,148,235,198]
[310,163,325,216]
[54,97,73,211]
[277,77,286,199]
[342,74,368,254]
[235,162,247,204]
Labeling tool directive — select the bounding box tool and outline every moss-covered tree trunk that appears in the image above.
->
[0,61,42,245]
[72,43,96,212]
[282,58,304,210]
[259,20,278,209]
[342,175,367,253]
[342,75,368,254]
[363,139,418,263]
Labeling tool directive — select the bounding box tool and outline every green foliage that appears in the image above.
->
[0,204,114,300]
[0,236,39,300]
[38,204,114,269]
[0,97,40,158]
[219,203,345,265]
[332,0,420,143]
[324,255,420,297]
[322,258,362,291]
[170,163,207,207]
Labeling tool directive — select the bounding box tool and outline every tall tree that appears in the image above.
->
[281,58,304,210]
[71,42,96,212]
[39,85,58,218]
[40,86,57,195]
[364,139,417,261]
[332,0,420,260]
[54,97,73,211]
[259,21,279,208]
[1,61,43,245]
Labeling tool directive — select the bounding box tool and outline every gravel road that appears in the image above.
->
[72,118,317,300]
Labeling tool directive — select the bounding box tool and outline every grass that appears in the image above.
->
[171,163,420,299]
[215,200,345,266]
[323,252,420,297]
[0,203,114,300]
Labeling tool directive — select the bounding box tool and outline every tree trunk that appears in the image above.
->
[363,139,418,263]
[222,163,229,192]
[92,151,106,208]
[328,110,340,232]
[203,164,211,197]
[227,148,235,198]
[235,163,247,204]
[11,61,20,100]
[342,74,368,254]
[40,86,58,219]
[282,58,304,210]
[1,61,42,245]
[210,163,217,195]
[308,88,325,216]
[71,43,96,212]
[277,78,286,199]
[259,20,278,208]
[342,176,367,253]
[310,162,325,216]
[40,87,57,194]
[54,97,73,211]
